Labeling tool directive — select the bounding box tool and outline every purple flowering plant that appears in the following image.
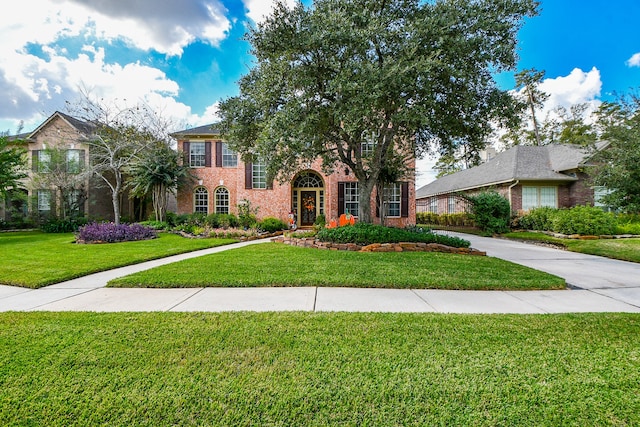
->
[76,222,157,244]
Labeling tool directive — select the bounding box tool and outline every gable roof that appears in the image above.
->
[416,144,593,199]
[27,111,96,140]
[170,123,220,138]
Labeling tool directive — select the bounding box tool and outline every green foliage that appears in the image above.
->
[614,214,640,234]
[513,206,556,231]
[257,217,288,233]
[416,212,474,227]
[314,213,326,229]
[0,136,27,197]
[516,206,618,235]
[40,216,89,233]
[316,222,470,248]
[237,199,258,229]
[218,0,538,222]
[205,213,239,229]
[551,206,617,236]
[465,191,511,234]
[137,220,170,230]
[592,94,640,212]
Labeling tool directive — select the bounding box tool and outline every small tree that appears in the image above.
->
[0,135,27,199]
[128,143,193,222]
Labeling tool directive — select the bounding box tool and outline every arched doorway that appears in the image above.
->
[292,171,324,227]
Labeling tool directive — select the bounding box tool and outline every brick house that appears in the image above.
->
[172,124,416,227]
[416,143,608,215]
[1,111,134,224]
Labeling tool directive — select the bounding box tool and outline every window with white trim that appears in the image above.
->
[344,182,359,217]
[38,150,51,172]
[66,149,82,173]
[215,187,230,214]
[190,142,206,167]
[448,195,456,214]
[37,190,51,213]
[222,143,237,167]
[522,186,557,210]
[252,160,267,189]
[360,132,376,156]
[194,187,208,214]
[429,197,437,213]
[384,183,401,217]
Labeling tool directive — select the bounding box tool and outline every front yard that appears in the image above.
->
[1,312,638,426]
[0,231,237,288]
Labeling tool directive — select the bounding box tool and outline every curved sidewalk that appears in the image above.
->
[0,235,639,314]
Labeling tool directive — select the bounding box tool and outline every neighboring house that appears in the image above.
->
[1,111,134,224]
[172,124,416,227]
[416,143,608,214]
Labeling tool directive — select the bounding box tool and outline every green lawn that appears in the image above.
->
[109,242,566,290]
[503,231,640,263]
[1,312,638,426]
[0,231,238,288]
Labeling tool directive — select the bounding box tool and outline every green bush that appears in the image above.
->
[138,220,169,230]
[465,191,511,234]
[615,214,640,235]
[257,217,288,233]
[316,222,470,248]
[416,212,474,227]
[551,205,617,236]
[515,207,556,231]
[205,213,239,229]
[41,217,89,233]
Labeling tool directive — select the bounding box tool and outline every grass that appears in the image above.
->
[0,231,238,288]
[503,231,640,263]
[1,312,639,426]
[108,242,566,290]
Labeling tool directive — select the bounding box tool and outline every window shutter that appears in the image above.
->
[245,162,253,189]
[266,173,273,190]
[401,182,409,218]
[32,151,39,172]
[79,150,86,169]
[215,141,222,167]
[183,142,190,166]
[204,142,212,167]
[338,182,345,215]
[375,190,380,217]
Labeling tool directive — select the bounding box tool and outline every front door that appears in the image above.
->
[300,191,317,227]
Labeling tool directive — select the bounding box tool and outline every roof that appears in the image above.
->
[27,111,96,140]
[170,123,221,138]
[416,144,593,199]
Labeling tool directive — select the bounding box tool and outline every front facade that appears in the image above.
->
[173,124,416,227]
[416,144,606,215]
[1,111,133,224]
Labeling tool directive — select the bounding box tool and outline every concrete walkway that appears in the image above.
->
[1,234,639,314]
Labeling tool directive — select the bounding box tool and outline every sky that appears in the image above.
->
[1,0,639,188]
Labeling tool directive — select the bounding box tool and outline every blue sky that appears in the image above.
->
[1,0,639,186]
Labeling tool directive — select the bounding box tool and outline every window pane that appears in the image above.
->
[37,190,51,212]
[194,187,208,214]
[215,187,229,214]
[222,143,237,167]
[539,187,557,208]
[344,182,359,217]
[522,187,538,210]
[66,150,81,173]
[252,161,267,189]
[38,151,51,172]
[190,142,206,167]
[384,183,401,217]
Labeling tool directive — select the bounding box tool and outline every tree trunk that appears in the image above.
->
[112,173,122,225]
[357,178,376,224]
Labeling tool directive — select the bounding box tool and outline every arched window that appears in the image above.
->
[194,187,208,214]
[293,172,323,188]
[215,187,229,214]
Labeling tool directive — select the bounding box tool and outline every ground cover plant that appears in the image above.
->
[1,312,638,426]
[503,231,640,263]
[76,222,157,243]
[0,231,237,288]
[109,243,565,290]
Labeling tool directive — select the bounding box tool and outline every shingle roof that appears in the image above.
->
[170,123,220,137]
[416,144,591,199]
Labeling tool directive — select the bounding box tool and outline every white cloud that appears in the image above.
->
[242,0,296,24]
[626,52,640,67]
[538,67,602,114]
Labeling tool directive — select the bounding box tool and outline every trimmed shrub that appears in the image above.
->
[257,217,288,233]
[41,217,89,233]
[76,222,157,243]
[514,207,555,231]
[551,206,617,236]
[316,222,470,248]
[465,191,511,234]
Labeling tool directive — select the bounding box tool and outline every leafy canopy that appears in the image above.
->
[218,0,538,222]
[0,136,27,198]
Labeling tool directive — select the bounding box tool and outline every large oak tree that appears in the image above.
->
[218,0,538,222]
